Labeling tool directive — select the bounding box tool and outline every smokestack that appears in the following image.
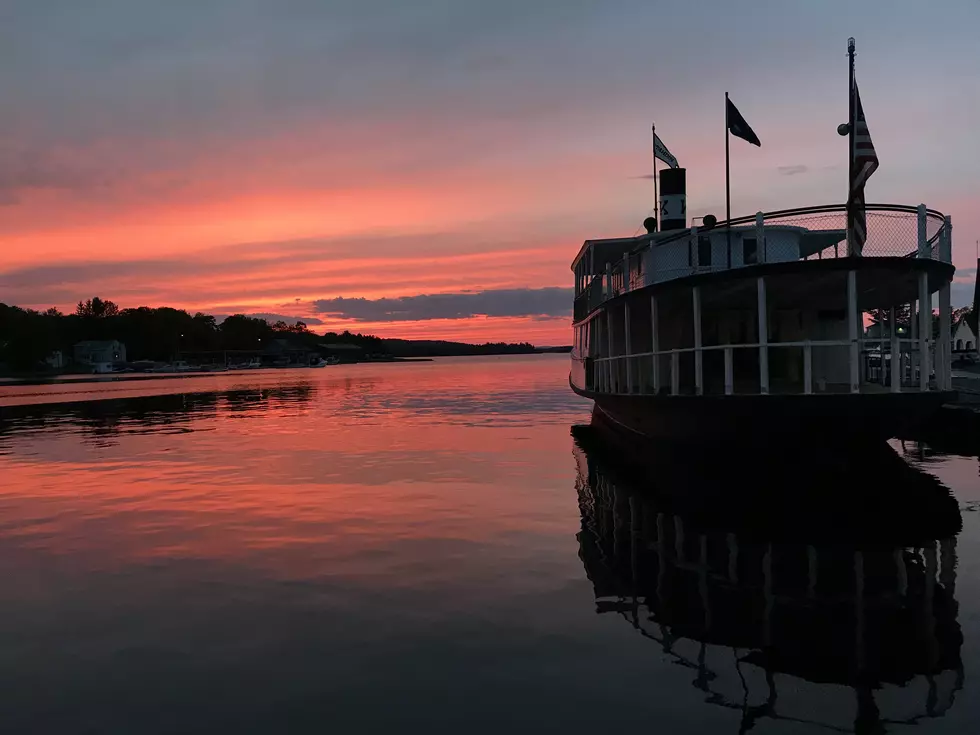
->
[659,168,686,231]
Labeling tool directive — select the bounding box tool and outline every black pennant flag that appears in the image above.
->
[726,98,761,147]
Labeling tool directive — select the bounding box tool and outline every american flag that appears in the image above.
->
[848,80,879,254]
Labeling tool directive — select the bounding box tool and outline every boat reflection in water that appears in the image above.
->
[573,425,963,734]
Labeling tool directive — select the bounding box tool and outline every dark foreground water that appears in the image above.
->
[1,354,978,734]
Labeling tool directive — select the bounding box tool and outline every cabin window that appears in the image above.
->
[957,339,964,351]
[969,341,975,350]
[744,237,758,265]
[698,236,712,268]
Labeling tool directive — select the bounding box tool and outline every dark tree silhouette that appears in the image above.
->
[75,297,120,318]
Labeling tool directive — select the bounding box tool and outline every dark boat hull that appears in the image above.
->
[571,381,952,447]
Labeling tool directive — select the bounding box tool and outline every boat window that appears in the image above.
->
[698,236,712,267]
[744,237,758,265]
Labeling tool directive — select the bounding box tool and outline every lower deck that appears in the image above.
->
[571,258,955,400]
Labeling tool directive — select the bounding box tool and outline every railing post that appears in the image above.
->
[606,261,613,299]
[757,276,769,394]
[756,212,765,264]
[848,270,859,393]
[606,308,614,392]
[624,301,633,394]
[623,251,630,291]
[671,352,679,396]
[942,215,952,263]
[919,271,930,390]
[693,286,703,395]
[803,341,812,394]
[879,305,887,385]
[651,295,660,393]
[910,299,918,385]
[940,215,952,390]
[690,225,699,270]
[917,204,928,258]
[940,278,951,391]
[890,308,900,393]
[724,347,734,395]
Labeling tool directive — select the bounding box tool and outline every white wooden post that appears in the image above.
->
[693,286,703,395]
[942,215,953,262]
[691,226,699,270]
[917,204,928,258]
[671,352,679,395]
[939,283,950,390]
[757,276,769,394]
[890,307,900,393]
[606,308,614,392]
[756,212,765,264]
[848,270,859,393]
[650,294,660,393]
[940,215,953,390]
[879,306,887,385]
[803,341,812,394]
[911,299,919,384]
[724,347,734,395]
[624,301,633,394]
[919,271,930,390]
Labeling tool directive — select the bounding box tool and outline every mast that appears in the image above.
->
[652,124,659,231]
[725,92,731,267]
[847,38,856,255]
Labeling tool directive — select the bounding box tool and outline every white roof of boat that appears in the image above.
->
[572,225,846,273]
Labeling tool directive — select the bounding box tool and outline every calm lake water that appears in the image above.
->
[1,354,978,734]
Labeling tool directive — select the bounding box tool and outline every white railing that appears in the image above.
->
[579,337,936,397]
[573,203,952,323]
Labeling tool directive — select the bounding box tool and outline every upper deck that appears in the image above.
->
[572,203,952,323]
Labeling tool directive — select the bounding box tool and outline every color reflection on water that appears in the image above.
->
[573,432,963,734]
[0,355,977,733]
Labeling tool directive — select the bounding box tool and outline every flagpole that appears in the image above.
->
[725,92,731,268]
[652,124,659,231]
[847,37,856,256]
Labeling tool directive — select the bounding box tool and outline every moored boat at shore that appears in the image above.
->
[570,200,955,444]
[570,41,957,446]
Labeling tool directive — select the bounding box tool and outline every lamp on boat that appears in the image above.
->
[643,216,657,234]
[702,214,717,230]
[837,123,851,136]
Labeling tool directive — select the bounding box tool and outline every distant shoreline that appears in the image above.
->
[0,352,568,387]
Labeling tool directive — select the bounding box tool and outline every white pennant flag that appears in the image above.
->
[653,132,678,169]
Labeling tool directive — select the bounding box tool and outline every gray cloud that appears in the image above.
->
[312,288,573,322]
[952,282,975,309]
[212,313,324,326]
[777,165,808,176]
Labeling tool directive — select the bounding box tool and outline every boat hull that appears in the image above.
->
[571,381,952,446]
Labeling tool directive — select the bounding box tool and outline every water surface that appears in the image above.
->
[1,355,978,733]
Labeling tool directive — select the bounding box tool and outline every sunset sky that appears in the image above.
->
[1,0,978,344]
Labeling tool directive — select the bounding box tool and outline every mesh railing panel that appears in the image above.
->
[577,204,950,320]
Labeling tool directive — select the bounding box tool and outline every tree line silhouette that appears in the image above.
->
[0,298,539,371]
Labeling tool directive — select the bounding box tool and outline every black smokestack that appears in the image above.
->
[659,168,686,231]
